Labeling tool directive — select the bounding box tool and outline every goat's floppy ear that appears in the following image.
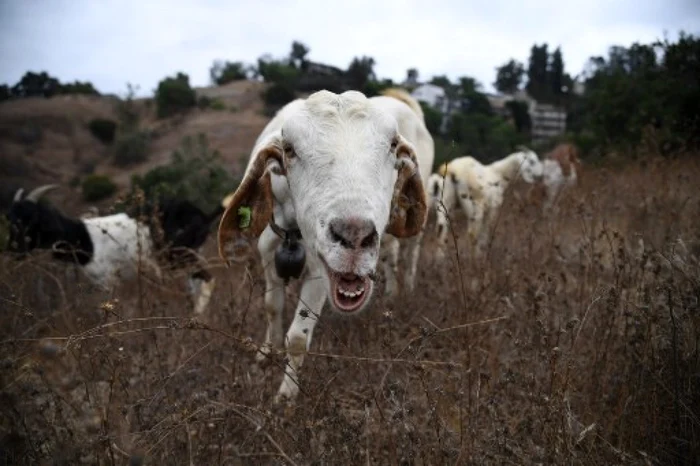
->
[386,135,427,238]
[217,143,284,264]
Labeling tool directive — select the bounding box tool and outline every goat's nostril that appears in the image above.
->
[329,224,353,249]
[328,217,377,250]
[360,229,378,249]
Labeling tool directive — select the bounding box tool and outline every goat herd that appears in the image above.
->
[4,88,582,404]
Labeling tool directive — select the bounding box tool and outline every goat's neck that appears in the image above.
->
[489,154,522,183]
[40,210,94,265]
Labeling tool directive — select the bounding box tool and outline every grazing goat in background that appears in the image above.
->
[5,185,225,315]
[432,148,544,260]
[217,88,429,403]
[535,142,583,212]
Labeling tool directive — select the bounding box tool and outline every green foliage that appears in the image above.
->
[88,118,117,144]
[114,130,151,167]
[574,32,700,153]
[289,41,310,70]
[59,81,100,96]
[346,56,376,90]
[433,138,467,171]
[210,60,249,85]
[155,72,197,119]
[197,96,226,111]
[11,71,61,98]
[8,71,100,98]
[262,83,297,113]
[0,84,11,102]
[363,79,395,97]
[526,44,550,101]
[419,101,444,136]
[505,100,531,134]
[494,59,525,94]
[81,174,117,202]
[446,113,526,163]
[129,133,238,213]
[256,55,300,84]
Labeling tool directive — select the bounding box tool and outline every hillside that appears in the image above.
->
[0,80,269,214]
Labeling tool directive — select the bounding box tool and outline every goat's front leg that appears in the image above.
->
[434,201,453,263]
[189,268,216,315]
[466,202,485,260]
[274,274,326,403]
[256,226,285,362]
[401,228,425,293]
[380,234,400,298]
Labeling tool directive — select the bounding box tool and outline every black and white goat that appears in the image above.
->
[6,184,225,314]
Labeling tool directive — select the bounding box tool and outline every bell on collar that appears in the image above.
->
[275,232,306,283]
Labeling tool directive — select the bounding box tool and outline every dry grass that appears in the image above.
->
[1,155,699,465]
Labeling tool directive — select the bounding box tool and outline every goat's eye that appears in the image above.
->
[390,137,398,151]
[283,142,296,159]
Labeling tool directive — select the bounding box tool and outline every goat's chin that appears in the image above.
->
[318,254,374,315]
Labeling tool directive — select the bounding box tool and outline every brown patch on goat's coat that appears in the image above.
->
[547,143,582,177]
[217,146,285,265]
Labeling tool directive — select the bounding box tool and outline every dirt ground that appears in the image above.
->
[1,155,699,465]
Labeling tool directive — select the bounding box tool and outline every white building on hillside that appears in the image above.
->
[411,83,449,114]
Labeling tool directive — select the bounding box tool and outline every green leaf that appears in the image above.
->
[238,206,252,229]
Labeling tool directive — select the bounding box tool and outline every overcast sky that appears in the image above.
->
[1,0,698,97]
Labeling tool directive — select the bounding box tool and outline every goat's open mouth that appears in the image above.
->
[319,256,372,313]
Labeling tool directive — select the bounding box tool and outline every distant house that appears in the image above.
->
[528,102,567,144]
[410,83,468,134]
[487,89,567,144]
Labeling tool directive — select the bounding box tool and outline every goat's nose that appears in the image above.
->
[328,217,378,250]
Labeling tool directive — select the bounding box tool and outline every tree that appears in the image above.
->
[210,60,248,85]
[548,47,565,98]
[289,41,310,70]
[155,72,197,118]
[11,71,61,98]
[494,59,525,94]
[346,56,376,90]
[0,84,10,102]
[405,68,419,87]
[419,101,443,136]
[526,44,549,101]
[457,77,492,115]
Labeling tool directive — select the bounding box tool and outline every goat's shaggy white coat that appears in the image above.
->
[217,89,432,402]
[79,213,161,288]
[433,150,543,259]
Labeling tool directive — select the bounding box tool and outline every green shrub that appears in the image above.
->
[262,83,296,114]
[197,95,212,109]
[88,118,117,144]
[155,72,197,119]
[114,130,151,167]
[82,174,117,202]
[127,133,238,213]
[210,60,249,85]
[210,99,226,111]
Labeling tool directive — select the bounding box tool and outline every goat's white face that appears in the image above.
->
[518,150,544,183]
[218,90,427,314]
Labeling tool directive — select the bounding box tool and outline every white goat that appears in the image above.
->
[217,89,431,403]
[433,149,544,259]
[7,185,223,314]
